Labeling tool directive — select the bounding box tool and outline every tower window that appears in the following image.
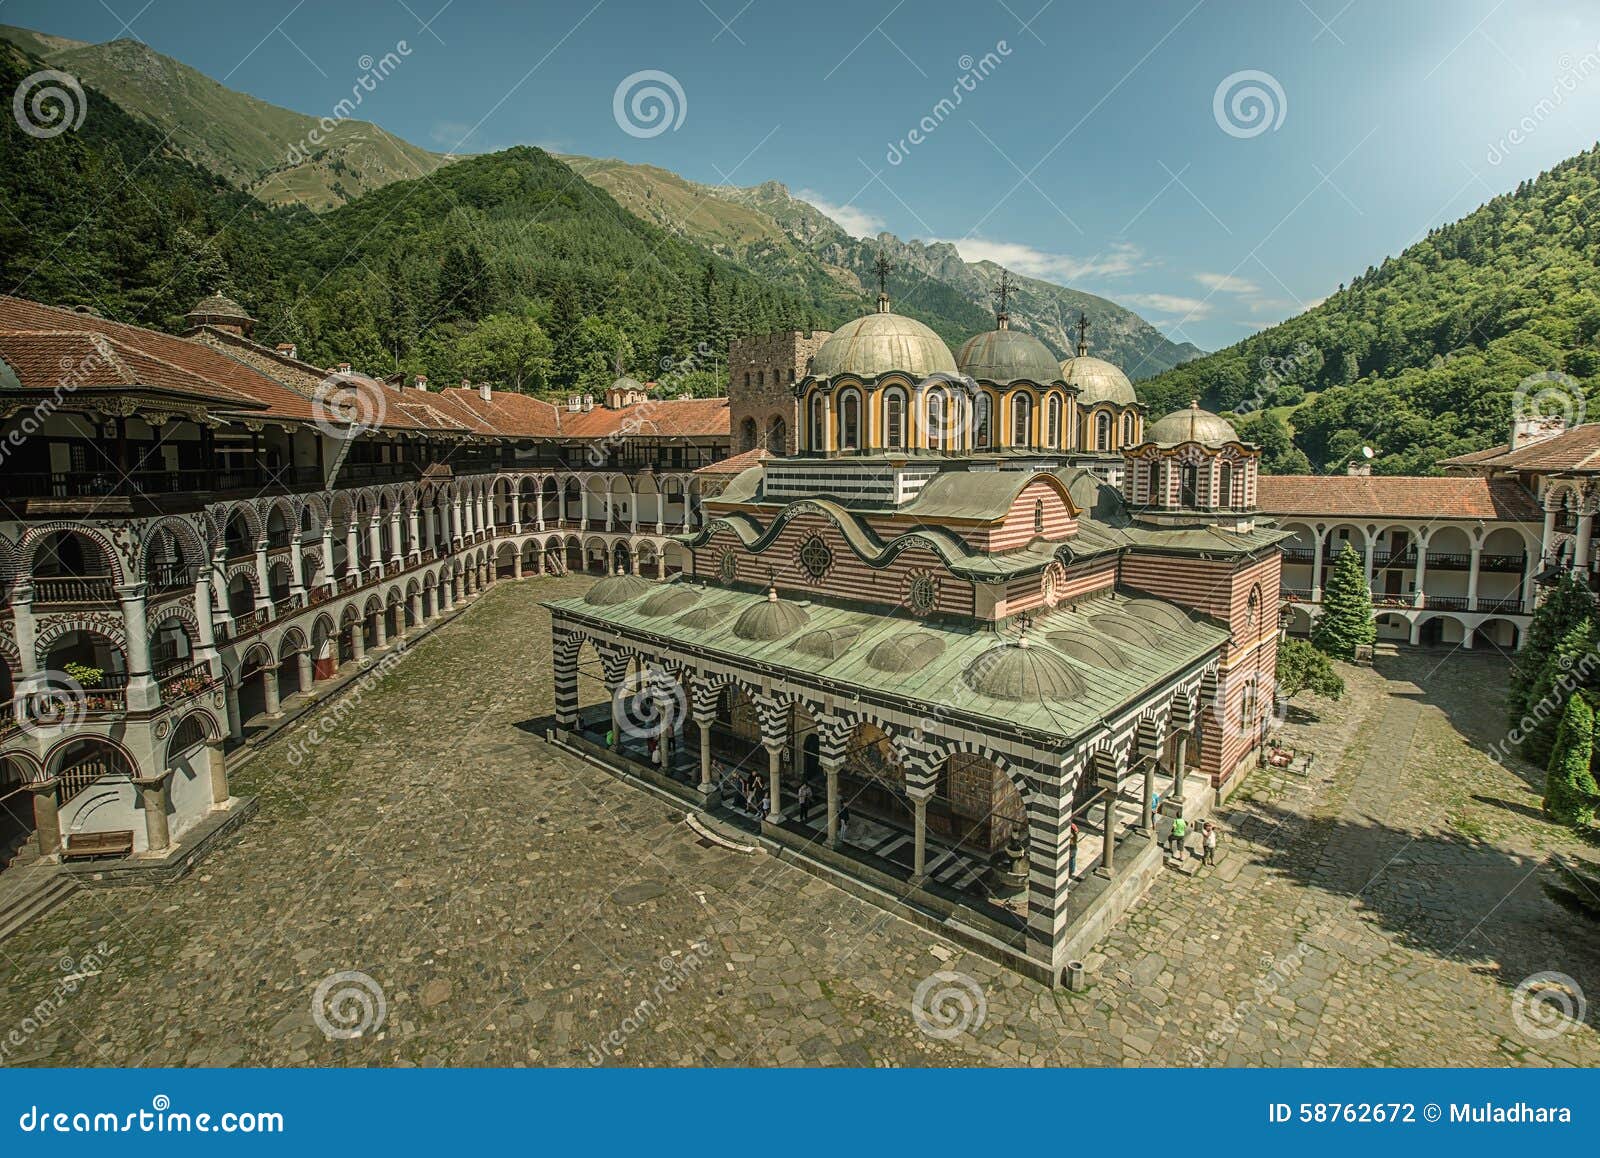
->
[1033,498,1045,534]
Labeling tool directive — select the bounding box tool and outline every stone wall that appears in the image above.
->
[728,331,833,455]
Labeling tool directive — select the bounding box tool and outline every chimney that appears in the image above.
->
[414,374,428,391]
[478,382,492,402]
[567,395,581,412]
[337,362,352,375]
[582,393,595,412]
[1346,460,1372,477]
[1510,413,1567,451]
[276,342,298,360]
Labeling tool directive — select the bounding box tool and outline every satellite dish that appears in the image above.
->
[1361,446,1375,459]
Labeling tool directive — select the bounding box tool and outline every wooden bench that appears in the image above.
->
[62,830,134,860]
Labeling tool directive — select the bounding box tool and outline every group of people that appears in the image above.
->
[1167,816,1219,866]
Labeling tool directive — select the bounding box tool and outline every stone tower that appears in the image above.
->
[727,330,832,455]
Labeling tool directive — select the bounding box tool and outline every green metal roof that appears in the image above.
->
[546,583,1227,746]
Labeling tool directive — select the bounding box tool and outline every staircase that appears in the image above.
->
[0,862,80,943]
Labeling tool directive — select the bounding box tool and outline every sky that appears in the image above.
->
[8,0,1600,351]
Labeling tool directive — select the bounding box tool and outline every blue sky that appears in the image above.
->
[10,0,1600,350]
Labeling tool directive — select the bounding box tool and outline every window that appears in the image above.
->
[1095,411,1112,451]
[1033,498,1045,534]
[974,395,992,449]
[907,573,938,617]
[744,372,751,388]
[840,391,860,450]
[884,389,906,449]
[1122,412,1137,444]
[1012,394,1032,446]
[799,534,833,580]
[1218,461,1233,510]
[757,370,764,387]
[718,550,738,584]
[1047,395,1062,448]
[1180,463,1199,508]
[1146,461,1160,501]
[810,394,826,449]
[927,391,945,451]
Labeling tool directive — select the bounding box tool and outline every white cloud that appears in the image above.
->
[796,190,886,238]
[925,238,1144,283]
[1194,272,1261,294]
[1120,292,1212,319]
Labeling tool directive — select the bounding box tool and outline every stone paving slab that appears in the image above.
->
[0,575,1594,1067]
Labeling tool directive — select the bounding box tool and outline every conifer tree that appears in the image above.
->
[1544,692,1598,828]
[1311,543,1376,659]
[1509,572,1596,732]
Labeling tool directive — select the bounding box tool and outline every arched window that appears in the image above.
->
[1033,498,1045,534]
[809,393,826,450]
[744,372,751,388]
[1046,395,1062,448]
[1218,461,1233,510]
[1012,394,1032,446]
[839,391,860,450]
[974,394,992,449]
[1180,463,1199,508]
[1095,411,1112,451]
[1122,412,1137,444]
[757,370,764,387]
[1146,460,1160,502]
[884,389,906,449]
[928,391,950,451]
[739,417,759,452]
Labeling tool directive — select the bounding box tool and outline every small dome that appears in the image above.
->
[638,586,700,617]
[732,592,809,641]
[185,291,255,333]
[955,327,1060,385]
[811,307,957,380]
[1088,613,1163,648]
[1060,355,1136,407]
[612,375,644,392]
[582,572,654,606]
[1147,400,1240,447]
[1123,599,1190,630]
[793,625,862,660]
[1045,631,1129,670]
[866,631,946,673]
[676,601,734,630]
[961,640,1085,703]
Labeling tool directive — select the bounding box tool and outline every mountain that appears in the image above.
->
[1140,144,1600,475]
[568,158,1204,377]
[0,25,451,209]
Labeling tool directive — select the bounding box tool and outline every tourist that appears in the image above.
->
[1204,822,1219,866]
[796,779,814,822]
[1169,814,1187,861]
[756,792,770,821]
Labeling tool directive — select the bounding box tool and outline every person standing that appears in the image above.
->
[796,779,814,823]
[1169,814,1188,861]
[1204,822,1219,866]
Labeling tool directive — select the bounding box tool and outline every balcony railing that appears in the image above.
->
[32,575,117,604]
[1282,587,1313,601]
[1475,597,1525,614]
[158,660,216,702]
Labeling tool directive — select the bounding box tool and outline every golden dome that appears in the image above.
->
[811,305,957,380]
[1060,355,1136,407]
[1147,400,1240,447]
[955,326,1060,385]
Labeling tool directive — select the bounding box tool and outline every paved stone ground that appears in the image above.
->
[0,576,1597,1067]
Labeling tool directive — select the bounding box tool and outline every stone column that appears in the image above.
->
[224,679,243,741]
[535,486,546,531]
[1412,530,1429,608]
[296,648,314,694]
[29,779,61,860]
[193,570,218,674]
[1097,782,1116,878]
[910,788,932,881]
[368,519,384,572]
[205,740,230,807]
[407,508,421,560]
[133,768,174,854]
[289,536,307,600]
[1310,528,1326,601]
[513,551,524,580]
[1541,504,1558,564]
[373,609,388,649]
[345,521,361,576]
[697,720,715,793]
[765,743,783,822]
[254,542,272,613]
[262,664,282,717]
[1140,754,1156,835]
[1361,532,1375,589]
[1170,734,1187,803]
[425,507,439,554]
[117,582,159,712]
[1466,542,1483,610]
[825,761,842,848]
[350,621,366,665]
[409,592,423,630]
[321,527,337,592]
[389,511,404,565]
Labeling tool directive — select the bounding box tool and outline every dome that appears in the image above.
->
[961,639,1085,703]
[955,326,1060,385]
[866,631,946,673]
[793,625,862,660]
[612,375,644,392]
[1147,400,1240,447]
[582,572,654,606]
[676,601,734,630]
[638,586,700,617]
[811,305,957,380]
[1045,631,1129,670]
[184,291,255,333]
[1060,355,1136,407]
[1088,613,1163,648]
[732,591,810,641]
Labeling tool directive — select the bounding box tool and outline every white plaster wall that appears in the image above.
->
[60,780,146,852]
[167,748,211,843]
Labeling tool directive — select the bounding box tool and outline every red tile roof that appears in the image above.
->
[1256,474,1541,521]
[694,447,769,475]
[1438,426,1600,473]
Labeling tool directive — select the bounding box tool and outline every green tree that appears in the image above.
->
[1311,543,1377,659]
[1544,692,1599,827]
[456,312,553,393]
[1509,573,1596,734]
[1276,637,1345,700]
[1519,618,1596,765]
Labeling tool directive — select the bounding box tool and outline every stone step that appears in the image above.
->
[0,871,80,943]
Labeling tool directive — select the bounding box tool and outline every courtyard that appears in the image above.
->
[0,572,1597,1066]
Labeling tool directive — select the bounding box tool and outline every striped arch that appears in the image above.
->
[147,602,200,646]
[0,632,19,678]
[33,614,127,661]
[19,523,127,585]
[224,561,261,590]
[138,515,208,575]
[237,641,274,674]
[218,500,263,543]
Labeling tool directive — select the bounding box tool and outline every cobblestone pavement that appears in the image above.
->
[1,577,1597,1066]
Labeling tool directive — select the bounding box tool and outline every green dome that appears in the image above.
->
[955,327,1060,385]
[1060,355,1136,407]
[793,625,862,660]
[1045,631,1129,670]
[732,592,810,641]
[582,572,654,606]
[961,639,1085,702]
[866,631,946,673]
[638,585,700,617]
[675,601,734,629]
[812,307,957,380]
[1147,401,1239,447]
